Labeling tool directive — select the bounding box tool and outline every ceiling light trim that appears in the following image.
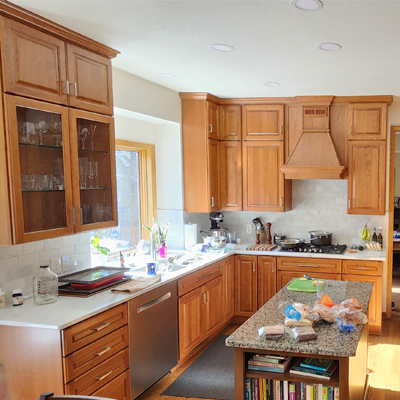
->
[265,82,281,87]
[158,73,177,79]
[291,0,323,12]
[317,42,342,51]
[212,44,235,52]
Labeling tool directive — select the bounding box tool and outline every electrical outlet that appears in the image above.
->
[62,255,77,272]
[246,224,253,234]
[50,257,62,274]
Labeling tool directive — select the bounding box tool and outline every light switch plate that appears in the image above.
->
[62,255,77,272]
[246,224,253,234]
[50,257,62,274]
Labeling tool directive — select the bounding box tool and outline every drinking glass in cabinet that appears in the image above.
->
[88,161,98,188]
[78,157,88,189]
[78,126,89,150]
[34,115,47,146]
[18,121,37,144]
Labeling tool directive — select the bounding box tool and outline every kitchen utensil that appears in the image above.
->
[277,238,304,249]
[273,233,286,244]
[266,222,272,244]
[303,274,315,280]
[316,279,326,300]
[309,230,332,246]
[246,244,277,251]
[255,229,265,244]
[227,231,237,244]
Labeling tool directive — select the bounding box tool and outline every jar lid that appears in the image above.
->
[12,289,22,294]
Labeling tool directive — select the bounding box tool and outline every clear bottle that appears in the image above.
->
[33,265,58,305]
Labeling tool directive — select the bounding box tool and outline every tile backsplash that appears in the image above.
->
[160,179,388,250]
[0,233,91,303]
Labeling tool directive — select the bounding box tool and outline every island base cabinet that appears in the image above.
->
[222,255,235,322]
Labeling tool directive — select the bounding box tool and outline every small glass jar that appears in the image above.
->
[33,265,58,305]
[12,289,23,306]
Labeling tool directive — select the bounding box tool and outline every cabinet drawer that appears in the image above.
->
[342,260,382,276]
[65,348,129,395]
[277,257,341,274]
[92,370,131,400]
[178,262,222,296]
[63,325,129,382]
[62,304,128,356]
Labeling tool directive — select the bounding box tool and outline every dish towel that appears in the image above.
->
[111,274,162,294]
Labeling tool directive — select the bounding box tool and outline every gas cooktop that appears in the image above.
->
[279,243,347,254]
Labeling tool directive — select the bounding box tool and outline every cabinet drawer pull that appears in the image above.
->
[70,208,76,225]
[297,264,319,268]
[348,199,351,208]
[253,262,256,272]
[209,124,212,133]
[95,346,111,357]
[211,197,215,207]
[96,370,113,381]
[62,80,70,95]
[207,290,209,303]
[280,126,282,135]
[280,197,283,207]
[349,125,352,135]
[203,292,207,304]
[272,263,274,273]
[71,82,78,97]
[356,267,367,270]
[197,273,211,281]
[94,322,110,331]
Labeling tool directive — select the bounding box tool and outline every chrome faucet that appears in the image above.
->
[150,222,162,261]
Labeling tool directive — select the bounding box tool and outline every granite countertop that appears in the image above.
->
[225,279,373,358]
[0,244,381,330]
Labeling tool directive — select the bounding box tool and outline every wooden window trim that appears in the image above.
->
[115,139,157,240]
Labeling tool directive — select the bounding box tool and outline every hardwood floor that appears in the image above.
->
[137,320,400,400]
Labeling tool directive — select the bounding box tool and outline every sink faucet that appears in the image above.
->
[150,222,162,261]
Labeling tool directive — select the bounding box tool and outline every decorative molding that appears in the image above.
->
[0,0,119,59]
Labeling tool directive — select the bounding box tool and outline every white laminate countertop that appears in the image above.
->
[0,244,386,330]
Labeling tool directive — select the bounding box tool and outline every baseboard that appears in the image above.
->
[231,315,249,324]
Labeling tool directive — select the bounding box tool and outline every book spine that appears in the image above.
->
[333,387,339,400]
[254,357,280,364]
[275,380,281,400]
[263,379,267,400]
[300,383,306,400]
[251,378,254,400]
[313,384,317,400]
[255,378,259,400]
[249,361,285,369]
[306,385,310,400]
[309,384,314,400]
[328,387,332,400]
[295,382,301,400]
[245,378,250,400]
[256,354,285,360]
[289,383,296,400]
[248,366,285,373]
[318,384,323,400]
[290,370,330,380]
[280,381,283,400]
[291,367,331,377]
[260,378,264,400]
[322,387,328,400]
[283,381,288,400]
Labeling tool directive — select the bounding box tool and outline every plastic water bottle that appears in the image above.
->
[33,265,58,305]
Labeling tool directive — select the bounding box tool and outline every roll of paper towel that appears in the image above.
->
[184,223,198,249]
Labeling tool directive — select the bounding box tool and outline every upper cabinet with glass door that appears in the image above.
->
[0,17,114,115]
[5,95,74,243]
[69,109,117,232]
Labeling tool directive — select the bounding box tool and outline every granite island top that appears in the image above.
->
[225,279,373,358]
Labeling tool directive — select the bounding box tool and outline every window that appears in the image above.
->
[91,140,156,257]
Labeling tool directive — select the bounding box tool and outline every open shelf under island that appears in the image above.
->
[226,279,373,400]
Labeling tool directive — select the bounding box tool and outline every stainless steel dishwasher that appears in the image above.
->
[128,281,178,399]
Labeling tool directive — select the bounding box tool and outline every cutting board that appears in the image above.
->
[287,278,317,293]
[246,244,278,251]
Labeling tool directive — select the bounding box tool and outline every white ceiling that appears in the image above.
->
[8,0,400,98]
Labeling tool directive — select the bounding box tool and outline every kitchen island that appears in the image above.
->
[226,280,373,400]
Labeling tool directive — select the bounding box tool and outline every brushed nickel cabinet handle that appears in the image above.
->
[203,292,207,304]
[207,290,209,303]
[253,262,256,272]
[71,82,78,97]
[356,267,367,270]
[349,125,352,135]
[209,124,212,133]
[211,197,215,207]
[272,263,274,273]
[96,370,113,381]
[94,322,110,331]
[280,197,283,207]
[280,126,282,135]
[137,292,171,313]
[70,208,76,225]
[348,199,351,208]
[297,264,319,268]
[197,273,211,281]
[62,80,70,95]
[95,347,111,357]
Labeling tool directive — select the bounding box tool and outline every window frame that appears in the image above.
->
[115,139,157,241]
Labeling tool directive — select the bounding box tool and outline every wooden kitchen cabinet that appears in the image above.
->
[342,260,382,335]
[242,104,284,140]
[347,140,386,215]
[242,140,290,211]
[66,44,113,115]
[220,105,241,140]
[257,256,277,308]
[207,101,219,140]
[222,255,235,322]
[348,103,387,141]
[235,255,258,317]
[0,17,68,105]
[208,139,220,211]
[203,276,224,337]
[220,140,242,210]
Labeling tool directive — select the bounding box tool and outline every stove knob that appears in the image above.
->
[313,249,317,253]
[319,249,322,253]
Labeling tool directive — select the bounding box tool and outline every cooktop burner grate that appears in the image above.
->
[279,243,347,254]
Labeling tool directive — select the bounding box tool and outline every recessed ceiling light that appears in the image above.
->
[264,82,281,87]
[212,44,235,52]
[158,73,176,79]
[317,42,342,51]
[291,0,323,11]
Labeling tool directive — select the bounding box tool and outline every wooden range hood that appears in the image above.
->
[280,101,346,179]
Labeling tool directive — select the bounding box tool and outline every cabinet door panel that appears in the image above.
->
[235,255,258,317]
[257,256,277,308]
[208,139,220,211]
[203,275,223,337]
[220,141,242,210]
[242,105,284,140]
[222,256,235,322]
[348,141,385,215]
[69,109,117,231]
[207,102,219,140]
[342,274,382,335]
[220,105,241,140]
[277,272,341,291]
[4,95,74,243]
[242,141,284,211]
[348,103,387,140]
[1,18,67,105]
[92,370,130,400]
[67,44,113,115]
[178,286,204,360]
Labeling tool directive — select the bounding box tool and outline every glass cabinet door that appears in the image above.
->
[69,109,117,231]
[5,95,74,242]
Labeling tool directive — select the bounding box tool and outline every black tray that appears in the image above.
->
[59,276,132,297]
[58,266,131,284]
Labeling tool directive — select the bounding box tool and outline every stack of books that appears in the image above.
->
[247,354,292,374]
[290,358,338,380]
[244,378,339,400]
